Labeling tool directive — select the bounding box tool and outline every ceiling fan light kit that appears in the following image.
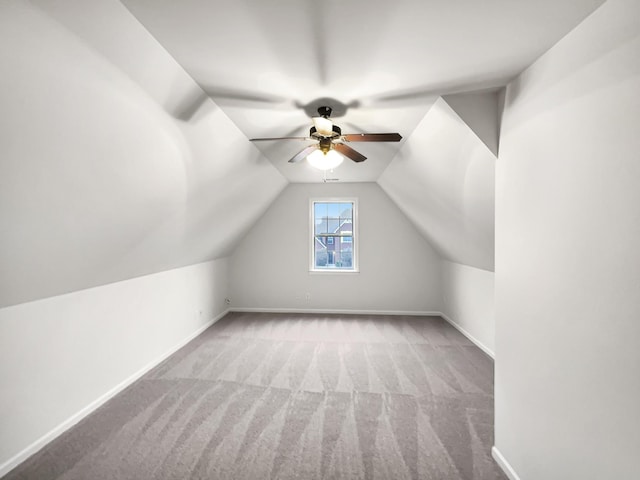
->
[307,149,344,171]
[250,105,402,173]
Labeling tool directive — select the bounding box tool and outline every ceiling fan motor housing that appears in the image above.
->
[310,124,342,139]
[318,138,333,154]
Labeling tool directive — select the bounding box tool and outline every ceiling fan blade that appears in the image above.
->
[334,143,367,163]
[342,133,402,142]
[289,145,319,163]
[250,136,310,141]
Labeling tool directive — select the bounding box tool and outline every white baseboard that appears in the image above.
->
[229,307,442,317]
[438,312,494,358]
[492,446,521,480]
[0,309,229,478]
[0,307,491,477]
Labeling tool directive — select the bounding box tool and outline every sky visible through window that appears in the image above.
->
[313,201,354,270]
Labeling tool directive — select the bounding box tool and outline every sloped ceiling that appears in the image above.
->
[379,96,497,271]
[0,0,287,307]
[118,0,604,273]
[121,0,604,184]
[0,0,606,306]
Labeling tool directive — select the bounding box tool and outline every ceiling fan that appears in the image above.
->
[250,106,402,168]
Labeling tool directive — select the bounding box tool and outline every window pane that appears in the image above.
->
[339,203,352,222]
[312,200,356,271]
[315,239,328,267]
[327,203,341,218]
[337,249,352,268]
[314,202,328,234]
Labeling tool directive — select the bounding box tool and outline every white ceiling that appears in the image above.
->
[0,0,607,306]
[121,0,604,183]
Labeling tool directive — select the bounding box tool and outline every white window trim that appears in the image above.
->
[309,197,359,274]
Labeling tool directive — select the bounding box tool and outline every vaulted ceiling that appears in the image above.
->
[121,0,603,183]
[0,0,605,307]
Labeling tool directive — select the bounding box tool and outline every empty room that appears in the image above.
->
[0,0,638,479]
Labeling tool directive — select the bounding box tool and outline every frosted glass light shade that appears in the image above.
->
[307,149,344,170]
[312,116,334,136]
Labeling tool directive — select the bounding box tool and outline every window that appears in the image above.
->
[310,199,358,272]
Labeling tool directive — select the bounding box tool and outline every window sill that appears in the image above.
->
[309,269,360,275]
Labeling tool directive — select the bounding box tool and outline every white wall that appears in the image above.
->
[230,183,442,313]
[440,261,495,356]
[443,90,501,156]
[495,0,640,478]
[378,97,496,271]
[0,0,286,307]
[0,258,228,475]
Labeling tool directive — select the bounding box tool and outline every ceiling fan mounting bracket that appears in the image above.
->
[317,106,332,118]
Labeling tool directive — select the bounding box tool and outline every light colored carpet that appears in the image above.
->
[5,312,506,479]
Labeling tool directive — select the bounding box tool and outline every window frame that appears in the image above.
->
[309,197,359,273]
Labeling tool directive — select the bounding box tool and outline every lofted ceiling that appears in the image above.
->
[121,0,604,183]
[0,0,606,307]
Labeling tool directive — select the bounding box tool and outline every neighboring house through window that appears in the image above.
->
[310,199,358,272]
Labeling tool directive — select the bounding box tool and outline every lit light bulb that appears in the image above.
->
[307,149,344,170]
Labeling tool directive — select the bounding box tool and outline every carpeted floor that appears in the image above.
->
[6,312,507,479]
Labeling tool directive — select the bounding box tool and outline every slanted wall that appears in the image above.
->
[378,96,497,272]
[0,0,287,308]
